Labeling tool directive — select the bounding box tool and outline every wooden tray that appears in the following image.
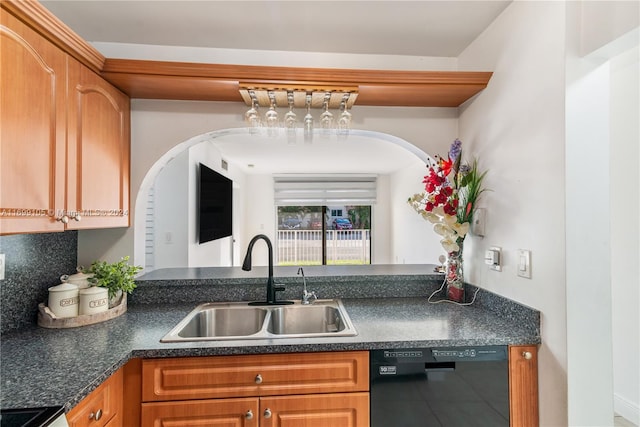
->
[37,294,127,329]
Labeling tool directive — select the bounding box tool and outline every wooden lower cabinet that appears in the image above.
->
[261,392,369,427]
[509,345,539,427]
[141,398,259,427]
[139,351,369,427]
[141,393,369,427]
[107,347,539,427]
[66,368,123,427]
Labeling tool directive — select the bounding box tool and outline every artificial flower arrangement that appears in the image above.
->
[408,138,487,301]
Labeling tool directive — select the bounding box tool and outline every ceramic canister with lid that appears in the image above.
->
[47,282,79,318]
[79,286,109,315]
[60,268,94,290]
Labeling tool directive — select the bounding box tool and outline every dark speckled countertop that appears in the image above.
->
[0,265,540,412]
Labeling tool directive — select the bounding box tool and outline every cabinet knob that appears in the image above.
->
[89,409,102,420]
[263,408,272,419]
[70,213,81,222]
[245,409,253,420]
[522,351,533,360]
[57,215,69,224]
[255,374,263,384]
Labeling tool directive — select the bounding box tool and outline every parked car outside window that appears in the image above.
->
[281,218,302,229]
[332,218,353,230]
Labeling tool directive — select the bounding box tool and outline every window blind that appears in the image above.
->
[273,175,377,206]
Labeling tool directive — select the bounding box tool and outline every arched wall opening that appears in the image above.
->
[132,127,445,271]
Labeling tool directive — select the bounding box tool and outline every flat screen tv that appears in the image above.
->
[198,163,232,244]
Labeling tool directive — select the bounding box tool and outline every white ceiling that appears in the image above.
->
[39,0,510,174]
[40,1,510,57]
[208,129,429,174]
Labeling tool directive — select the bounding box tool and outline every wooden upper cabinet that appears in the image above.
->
[66,58,130,229]
[0,8,130,234]
[0,9,66,234]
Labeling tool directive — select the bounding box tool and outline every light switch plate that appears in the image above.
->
[472,208,486,237]
[517,249,532,279]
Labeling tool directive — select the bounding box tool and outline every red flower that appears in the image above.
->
[439,156,454,177]
[434,193,447,205]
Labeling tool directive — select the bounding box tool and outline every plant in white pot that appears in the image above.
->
[85,256,143,308]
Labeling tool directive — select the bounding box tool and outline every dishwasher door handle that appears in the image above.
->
[424,362,456,371]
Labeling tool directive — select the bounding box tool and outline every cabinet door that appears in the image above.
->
[509,345,539,427]
[66,58,130,229]
[141,398,259,427]
[66,368,123,427]
[0,9,66,234]
[260,392,370,427]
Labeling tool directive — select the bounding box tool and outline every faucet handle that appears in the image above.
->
[302,289,317,305]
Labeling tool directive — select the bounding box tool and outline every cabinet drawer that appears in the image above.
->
[142,351,369,402]
[141,398,259,427]
[66,369,123,427]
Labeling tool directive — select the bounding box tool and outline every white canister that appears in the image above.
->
[61,269,94,289]
[79,287,109,316]
[47,282,79,318]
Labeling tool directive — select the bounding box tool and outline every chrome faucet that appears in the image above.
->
[298,267,317,305]
[242,234,292,305]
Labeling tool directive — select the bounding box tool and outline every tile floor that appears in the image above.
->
[614,414,638,427]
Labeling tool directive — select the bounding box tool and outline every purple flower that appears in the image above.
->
[449,138,462,161]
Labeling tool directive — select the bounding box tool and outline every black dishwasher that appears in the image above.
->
[370,346,509,427]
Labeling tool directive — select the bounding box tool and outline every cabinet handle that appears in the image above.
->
[263,408,272,419]
[245,409,253,420]
[255,374,263,384]
[522,351,533,360]
[89,408,103,420]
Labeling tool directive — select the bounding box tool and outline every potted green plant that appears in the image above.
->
[85,256,142,308]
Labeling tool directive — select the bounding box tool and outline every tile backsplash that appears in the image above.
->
[0,231,77,334]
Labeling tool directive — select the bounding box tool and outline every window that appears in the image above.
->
[276,205,371,266]
[273,175,376,266]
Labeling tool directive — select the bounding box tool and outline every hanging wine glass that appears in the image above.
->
[303,93,313,144]
[245,91,259,131]
[265,91,279,137]
[285,91,297,126]
[337,94,352,137]
[284,92,297,144]
[320,92,333,137]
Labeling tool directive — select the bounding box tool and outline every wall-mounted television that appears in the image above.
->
[198,163,232,244]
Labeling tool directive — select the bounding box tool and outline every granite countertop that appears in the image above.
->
[0,265,540,412]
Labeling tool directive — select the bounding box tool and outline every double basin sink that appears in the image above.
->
[161,299,357,342]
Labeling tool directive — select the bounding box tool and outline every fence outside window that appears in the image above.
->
[277,229,371,265]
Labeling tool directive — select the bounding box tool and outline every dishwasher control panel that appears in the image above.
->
[432,345,507,362]
[372,345,507,364]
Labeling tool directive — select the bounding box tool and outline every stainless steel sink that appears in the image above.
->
[161,299,357,342]
[175,306,268,338]
[267,305,347,335]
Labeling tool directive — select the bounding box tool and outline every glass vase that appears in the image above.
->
[445,240,465,302]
